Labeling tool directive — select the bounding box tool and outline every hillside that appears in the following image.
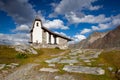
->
[71,25,120,49]
[89,25,120,49]
[0,45,120,80]
[69,31,107,49]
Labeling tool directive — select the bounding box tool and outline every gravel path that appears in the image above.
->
[0,49,105,80]
[4,63,39,80]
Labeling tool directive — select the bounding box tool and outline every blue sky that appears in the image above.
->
[0,0,120,44]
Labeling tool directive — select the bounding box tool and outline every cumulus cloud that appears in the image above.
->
[0,0,36,24]
[112,19,120,26]
[0,33,30,45]
[43,19,69,30]
[80,28,92,34]
[12,24,30,33]
[81,14,120,33]
[80,23,111,34]
[66,12,111,24]
[91,23,109,31]
[73,34,86,42]
[54,31,67,36]
[50,0,102,17]
[0,0,35,45]
[92,26,99,31]
[54,31,71,39]
[54,0,97,14]
[89,5,102,10]
[111,14,120,26]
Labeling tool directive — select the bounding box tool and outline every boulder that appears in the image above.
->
[14,45,38,54]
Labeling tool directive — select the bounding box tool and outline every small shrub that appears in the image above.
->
[16,53,28,59]
[55,47,60,49]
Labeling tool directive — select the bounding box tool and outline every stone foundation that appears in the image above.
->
[30,43,68,49]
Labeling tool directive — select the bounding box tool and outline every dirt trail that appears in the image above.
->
[4,63,39,80]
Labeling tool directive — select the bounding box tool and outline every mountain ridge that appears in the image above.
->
[69,25,120,49]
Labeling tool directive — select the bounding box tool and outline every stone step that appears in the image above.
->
[39,68,59,72]
[63,65,105,75]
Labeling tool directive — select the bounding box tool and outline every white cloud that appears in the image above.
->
[92,26,99,31]
[91,14,120,31]
[111,14,120,26]
[0,0,36,24]
[73,34,86,42]
[92,24,110,31]
[98,24,110,30]
[65,12,82,23]
[54,31,67,36]
[89,5,102,10]
[54,31,71,39]
[50,0,102,18]
[66,12,111,24]
[0,33,30,45]
[43,19,69,30]
[112,19,120,25]
[80,28,92,34]
[12,24,30,32]
[53,0,97,14]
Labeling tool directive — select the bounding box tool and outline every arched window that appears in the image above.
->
[36,22,39,27]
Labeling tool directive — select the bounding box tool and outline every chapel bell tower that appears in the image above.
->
[30,16,42,43]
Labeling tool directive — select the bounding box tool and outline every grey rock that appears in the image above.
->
[39,68,59,72]
[98,64,104,66]
[11,63,19,66]
[69,49,82,56]
[92,51,101,58]
[69,52,79,56]
[59,59,78,64]
[6,65,15,69]
[108,67,113,71]
[54,75,75,80]
[0,64,6,70]
[45,57,62,63]
[116,69,120,80]
[69,56,78,59]
[48,64,55,67]
[14,45,38,54]
[5,63,39,80]
[2,70,8,74]
[63,65,105,75]
[87,63,92,66]
[6,63,19,69]
[83,59,91,63]
[79,51,102,60]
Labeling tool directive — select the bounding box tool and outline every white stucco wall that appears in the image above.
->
[51,35,54,44]
[56,37,59,44]
[32,21,42,43]
[46,32,49,43]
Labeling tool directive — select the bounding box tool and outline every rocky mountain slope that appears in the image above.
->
[89,25,120,49]
[69,31,107,49]
[70,25,120,49]
[80,31,107,48]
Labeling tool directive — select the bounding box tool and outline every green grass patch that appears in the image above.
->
[89,50,120,80]
[0,45,69,65]
[0,45,20,64]
[16,53,28,59]
[99,50,120,68]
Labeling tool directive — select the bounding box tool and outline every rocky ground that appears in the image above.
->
[0,49,119,80]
